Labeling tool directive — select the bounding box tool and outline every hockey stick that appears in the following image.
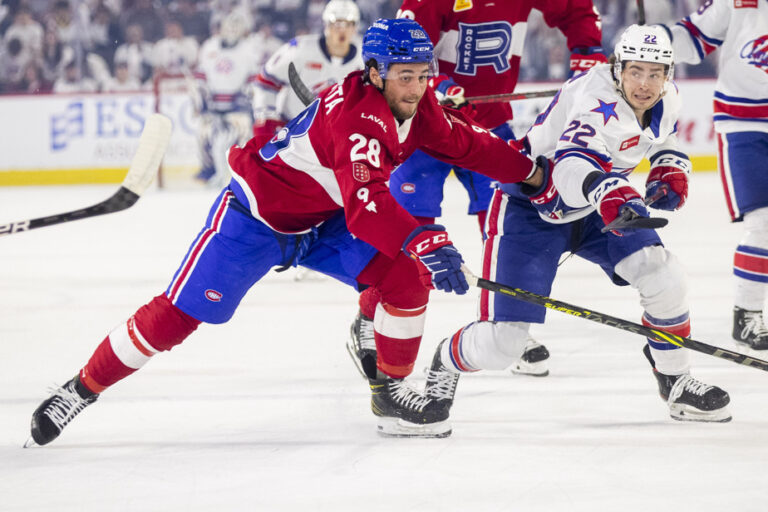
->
[288,60,559,106]
[462,268,768,372]
[637,0,646,25]
[288,62,315,107]
[600,185,670,233]
[466,89,559,104]
[0,113,172,237]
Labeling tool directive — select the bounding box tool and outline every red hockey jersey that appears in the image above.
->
[228,71,535,258]
[397,0,603,129]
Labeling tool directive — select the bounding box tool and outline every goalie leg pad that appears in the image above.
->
[443,321,529,372]
[79,295,200,393]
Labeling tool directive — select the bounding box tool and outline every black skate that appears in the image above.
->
[347,311,377,380]
[510,336,550,377]
[25,376,99,447]
[732,306,768,350]
[643,345,731,423]
[369,376,451,438]
[424,340,460,420]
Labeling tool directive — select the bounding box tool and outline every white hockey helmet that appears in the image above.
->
[220,11,249,45]
[322,0,360,25]
[613,24,674,82]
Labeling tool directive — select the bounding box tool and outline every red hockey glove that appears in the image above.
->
[569,46,607,76]
[646,151,691,211]
[521,156,578,221]
[403,224,468,295]
[586,172,649,236]
[428,75,476,116]
[252,119,286,147]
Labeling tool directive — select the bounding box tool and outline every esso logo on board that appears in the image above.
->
[205,289,223,302]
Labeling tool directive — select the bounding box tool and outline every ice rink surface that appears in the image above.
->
[1,173,767,512]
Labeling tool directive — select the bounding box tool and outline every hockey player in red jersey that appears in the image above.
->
[348,0,606,380]
[25,18,545,445]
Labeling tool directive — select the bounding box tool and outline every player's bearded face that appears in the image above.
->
[620,61,667,112]
[374,63,430,121]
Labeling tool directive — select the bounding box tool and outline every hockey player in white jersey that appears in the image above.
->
[192,12,262,186]
[251,0,363,146]
[658,0,768,350]
[418,24,732,434]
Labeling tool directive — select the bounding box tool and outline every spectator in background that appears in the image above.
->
[16,60,49,93]
[89,3,122,65]
[3,7,43,60]
[102,58,142,91]
[173,0,209,44]
[40,27,72,84]
[52,58,97,92]
[152,19,198,75]
[0,37,29,91]
[120,0,164,43]
[46,0,89,48]
[114,23,153,84]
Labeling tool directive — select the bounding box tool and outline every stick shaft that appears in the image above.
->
[465,271,768,372]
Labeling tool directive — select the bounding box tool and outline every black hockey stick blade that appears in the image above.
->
[461,267,768,372]
[288,62,316,107]
[0,114,172,237]
[600,209,668,234]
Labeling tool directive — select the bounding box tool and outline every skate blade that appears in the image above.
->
[376,417,452,438]
[669,404,732,423]
[23,436,38,448]
[345,339,369,380]
[509,360,549,377]
[733,338,768,351]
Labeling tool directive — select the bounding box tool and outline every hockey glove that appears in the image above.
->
[646,151,691,211]
[586,172,649,236]
[252,119,286,147]
[403,224,468,295]
[569,46,607,76]
[429,75,475,115]
[521,156,575,221]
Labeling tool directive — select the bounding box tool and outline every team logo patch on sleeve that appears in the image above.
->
[353,162,371,182]
[620,135,640,151]
[734,0,758,8]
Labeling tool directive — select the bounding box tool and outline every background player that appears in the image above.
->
[251,0,363,147]
[25,18,545,446]
[420,24,731,435]
[348,0,606,381]
[657,0,768,350]
[193,10,267,187]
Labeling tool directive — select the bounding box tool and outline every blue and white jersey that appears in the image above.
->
[519,63,681,223]
[670,0,768,134]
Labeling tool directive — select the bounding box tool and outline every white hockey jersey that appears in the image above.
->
[252,34,363,123]
[193,35,264,113]
[519,63,681,223]
[670,0,768,134]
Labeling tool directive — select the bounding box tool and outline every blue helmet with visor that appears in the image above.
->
[362,18,437,79]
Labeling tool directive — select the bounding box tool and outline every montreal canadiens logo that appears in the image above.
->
[401,183,416,194]
[205,289,223,302]
[740,35,768,73]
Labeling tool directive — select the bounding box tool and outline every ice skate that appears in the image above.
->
[369,376,451,438]
[424,340,460,419]
[347,311,377,380]
[643,345,731,423]
[25,376,99,447]
[732,306,768,350]
[509,336,550,376]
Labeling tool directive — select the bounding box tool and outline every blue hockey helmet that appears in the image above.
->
[362,18,437,79]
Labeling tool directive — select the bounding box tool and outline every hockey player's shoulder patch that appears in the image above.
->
[453,0,473,12]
